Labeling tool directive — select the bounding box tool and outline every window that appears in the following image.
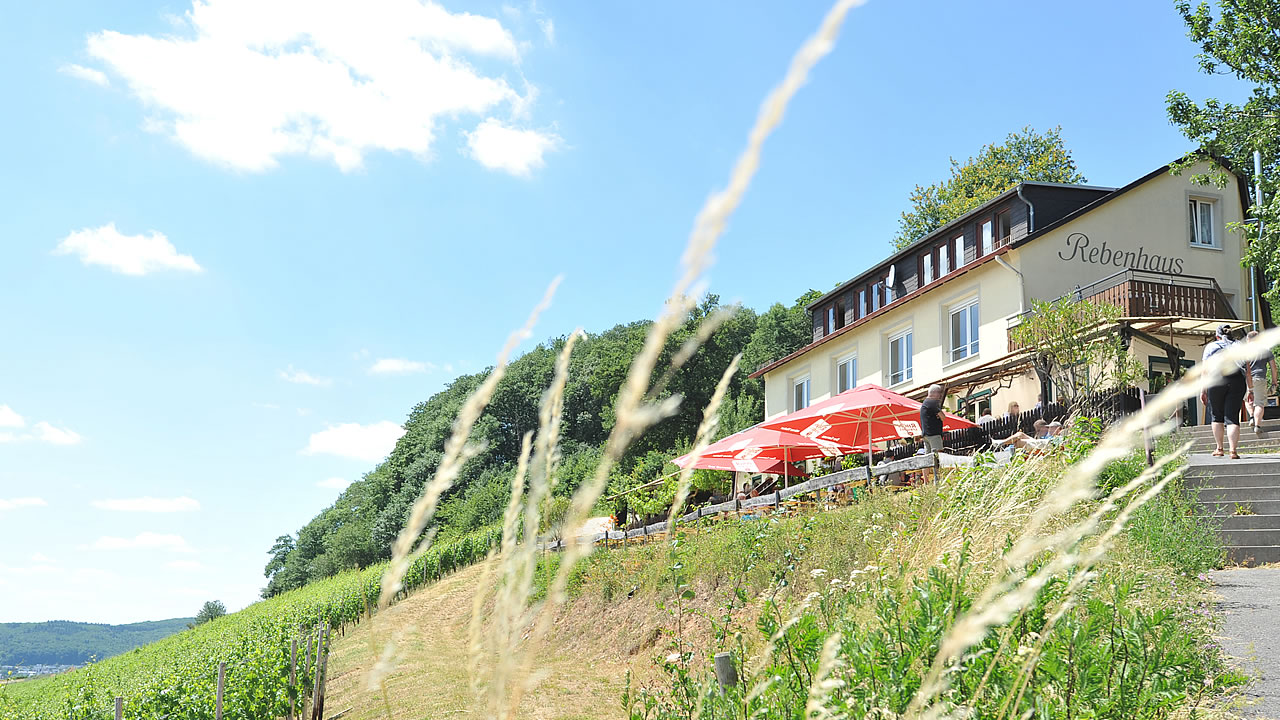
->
[827,307,836,333]
[792,377,810,411]
[886,283,896,303]
[954,235,965,267]
[833,300,846,330]
[996,210,1011,246]
[1189,198,1216,247]
[938,244,949,276]
[922,253,934,285]
[858,289,867,318]
[949,301,980,363]
[888,330,912,386]
[836,355,857,394]
[871,282,882,311]
[980,219,994,256]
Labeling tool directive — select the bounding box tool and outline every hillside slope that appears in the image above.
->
[0,618,193,665]
[325,560,652,720]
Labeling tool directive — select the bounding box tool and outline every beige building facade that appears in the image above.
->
[753,159,1258,422]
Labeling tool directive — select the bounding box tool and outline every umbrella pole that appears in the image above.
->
[866,415,873,469]
[784,447,789,490]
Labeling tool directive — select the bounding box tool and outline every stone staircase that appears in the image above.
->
[1185,419,1280,566]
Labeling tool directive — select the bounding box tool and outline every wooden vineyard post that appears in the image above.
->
[303,633,313,719]
[215,662,226,720]
[310,624,327,720]
[289,636,298,720]
[114,697,123,720]
[315,624,331,720]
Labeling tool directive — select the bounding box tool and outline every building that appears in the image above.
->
[751,158,1262,424]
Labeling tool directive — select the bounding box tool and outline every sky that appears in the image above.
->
[0,0,1254,624]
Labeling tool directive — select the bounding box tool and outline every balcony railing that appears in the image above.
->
[1007,270,1236,350]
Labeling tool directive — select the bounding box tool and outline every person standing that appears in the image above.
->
[1200,325,1248,459]
[920,384,946,454]
[1245,330,1278,434]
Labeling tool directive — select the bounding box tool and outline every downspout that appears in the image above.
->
[1016,183,1035,234]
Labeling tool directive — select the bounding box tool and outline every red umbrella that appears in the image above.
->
[674,423,853,487]
[759,384,976,465]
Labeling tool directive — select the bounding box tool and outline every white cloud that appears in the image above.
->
[537,17,554,44]
[317,476,352,490]
[0,498,47,511]
[166,560,204,570]
[303,421,405,462]
[0,405,24,428]
[54,222,202,276]
[91,532,194,553]
[92,496,201,512]
[279,365,331,387]
[465,118,560,177]
[34,421,82,445]
[369,357,433,375]
[82,0,551,173]
[30,553,52,563]
[60,63,110,87]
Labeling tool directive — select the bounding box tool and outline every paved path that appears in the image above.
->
[1213,567,1280,718]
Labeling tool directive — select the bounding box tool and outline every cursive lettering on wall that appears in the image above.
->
[1057,232,1185,274]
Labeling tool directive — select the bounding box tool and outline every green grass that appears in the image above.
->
[0,527,500,720]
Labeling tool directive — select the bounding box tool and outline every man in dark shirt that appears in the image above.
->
[920,384,946,453]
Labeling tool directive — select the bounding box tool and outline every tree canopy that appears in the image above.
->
[1167,0,1280,307]
[261,292,820,597]
[194,601,227,626]
[892,126,1087,251]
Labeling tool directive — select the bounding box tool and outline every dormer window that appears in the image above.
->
[980,219,994,256]
[996,210,1012,247]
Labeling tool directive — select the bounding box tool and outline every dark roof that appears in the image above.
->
[806,181,1116,311]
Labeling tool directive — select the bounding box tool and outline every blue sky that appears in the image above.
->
[0,0,1252,624]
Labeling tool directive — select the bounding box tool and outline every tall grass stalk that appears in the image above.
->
[666,353,741,528]
[377,278,561,612]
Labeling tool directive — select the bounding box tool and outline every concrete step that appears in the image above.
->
[1220,528,1280,546]
[1226,546,1280,566]
[1182,438,1280,448]
[1198,487,1280,503]
[1182,420,1280,435]
[1187,474,1280,489]
[1199,500,1280,516]
[1217,514,1280,530]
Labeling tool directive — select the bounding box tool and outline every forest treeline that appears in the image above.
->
[0,618,192,666]
[262,292,819,596]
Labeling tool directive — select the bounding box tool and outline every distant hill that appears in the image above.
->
[0,618,193,665]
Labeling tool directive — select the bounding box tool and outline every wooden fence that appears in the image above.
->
[538,454,940,551]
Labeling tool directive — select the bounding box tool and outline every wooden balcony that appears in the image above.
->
[1008,270,1235,350]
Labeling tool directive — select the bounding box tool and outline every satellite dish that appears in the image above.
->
[886,264,897,287]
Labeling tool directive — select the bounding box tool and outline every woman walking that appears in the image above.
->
[1200,324,1248,459]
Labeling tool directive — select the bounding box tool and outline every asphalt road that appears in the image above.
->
[1214,567,1280,719]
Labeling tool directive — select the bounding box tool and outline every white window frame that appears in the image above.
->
[792,375,811,411]
[858,289,867,318]
[948,299,980,364]
[872,282,882,311]
[954,235,965,268]
[938,244,949,276]
[887,329,913,387]
[923,253,934,285]
[1188,197,1219,248]
[980,219,993,256]
[828,307,836,333]
[836,353,857,394]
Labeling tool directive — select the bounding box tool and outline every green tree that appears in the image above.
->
[1166,0,1280,307]
[1009,298,1144,410]
[892,126,1087,251]
[194,601,227,625]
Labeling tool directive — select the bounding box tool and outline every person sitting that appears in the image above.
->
[993,419,1051,451]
